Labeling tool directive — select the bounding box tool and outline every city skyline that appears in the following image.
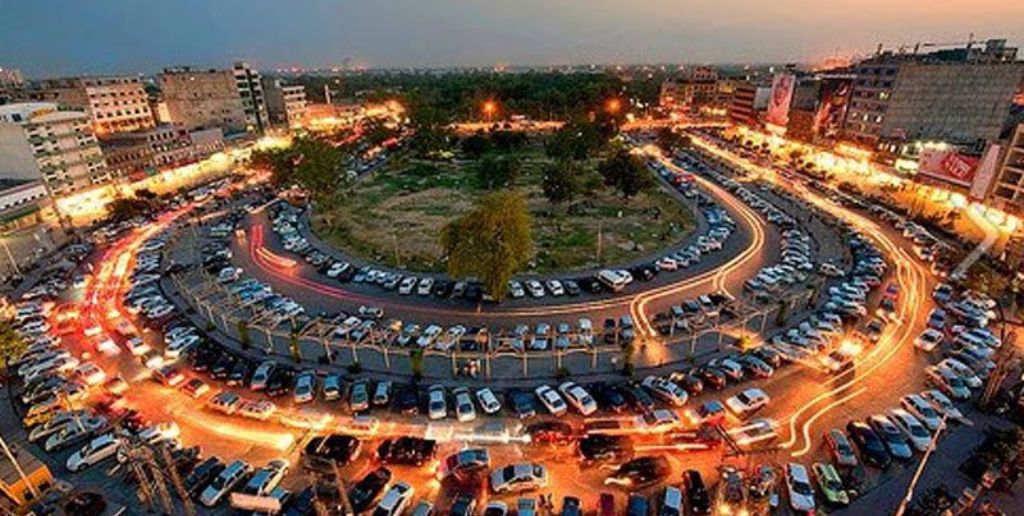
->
[2,0,1023,76]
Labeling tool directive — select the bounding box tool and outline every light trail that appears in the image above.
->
[690,133,933,454]
[790,386,867,458]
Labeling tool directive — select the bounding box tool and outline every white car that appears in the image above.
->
[655,257,679,271]
[921,389,963,421]
[66,433,121,472]
[417,277,434,296]
[454,387,477,422]
[900,394,943,431]
[914,329,944,352]
[784,463,817,513]
[239,459,289,497]
[544,280,565,296]
[490,463,548,493]
[125,337,151,357]
[164,334,200,359]
[427,385,447,420]
[475,388,502,414]
[525,280,545,298]
[641,376,688,407]
[940,358,983,389]
[375,481,415,516]
[293,371,316,404]
[534,385,567,416]
[558,382,597,416]
[200,460,252,507]
[72,362,107,386]
[508,281,526,299]
[136,421,181,445]
[725,388,770,418]
[398,276,417,295]
[888,409,932,452]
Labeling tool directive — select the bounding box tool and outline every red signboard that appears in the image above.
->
[764,73,795,127]
[917,147,979,187]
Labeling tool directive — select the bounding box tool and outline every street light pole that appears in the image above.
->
[893,413,949,516]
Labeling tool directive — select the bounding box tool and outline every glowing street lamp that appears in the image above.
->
[605,98,622,114]
[482,100,497,119]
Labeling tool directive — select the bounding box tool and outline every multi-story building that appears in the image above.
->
[33,76,155,136]
[263,78,307,127]
[989,123,1024,213]
[0,103,109,197]
[729,82,760,126]
[659,66,720,115]
[158,67,247,134]
[842,38,1024,151]
[100,125,224,181]
[233,62,268,133]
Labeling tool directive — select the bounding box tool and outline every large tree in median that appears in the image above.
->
[0,322,26,378]
[599,147,654,198]
[541,159,581,205]
[440,191,532,301]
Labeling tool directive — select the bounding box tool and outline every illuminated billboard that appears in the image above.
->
[764,73,796,127]
[917,146,979,187]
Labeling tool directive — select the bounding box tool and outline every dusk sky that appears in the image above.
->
[4,0,1023,77]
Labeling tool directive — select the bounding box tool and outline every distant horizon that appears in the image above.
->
[3,0,1022,78]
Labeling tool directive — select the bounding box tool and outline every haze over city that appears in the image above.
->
[4,0,1024,75]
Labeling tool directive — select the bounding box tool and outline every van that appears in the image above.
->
[597,270,631,292]
[200,460,252,507]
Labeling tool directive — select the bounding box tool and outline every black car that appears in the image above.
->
[697,367,727,390]
[589,382,628,413]
[266,368,296,397]
[578,277,604,294]
[507,389,537,419]
[607,456,671,488]
[464,284,483,302]
[348,467,392,512]
[846,421,892,468]
[184,456,224,496]
[448,495,477,516]
[579,435,632,463]
[669,371,704,396]
[683,469,711,514]
[281,487,316,516]
[210,355,236,380]
[623,383,655,413]
[376,437,437,466]
[751,347,783,368]
[302,434,361,472]
[628,264,658,281]
[563,280,581,296]
[433,279,452,298]
[63,492,107,516]
[393,383,420,415]
[226,360,252,386]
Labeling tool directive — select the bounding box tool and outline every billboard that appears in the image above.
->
[812,77,853,138]
[917,147,979,187]
[764,73,796,127]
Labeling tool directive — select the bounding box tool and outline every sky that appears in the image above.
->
[3,0,1024,77]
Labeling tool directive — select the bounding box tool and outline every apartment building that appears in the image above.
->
[233,62,268,133]
[0,103,110,197]
[158,67,247,134]
[34,76,155,136]
[263,78,308,127]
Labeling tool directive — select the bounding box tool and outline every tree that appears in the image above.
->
[289,330,302,362]
[545,118,606,161]
[475,156,521,190]
[236,320,251,350]
[656,128,691,153]
[461,134,490,159]
[440,191,532,300]
[410,349,425,382]
[252,138,347,204]
[541,160,581,205]
[598,148,654,198]
[106,195,159,223]
[0,322,26,379]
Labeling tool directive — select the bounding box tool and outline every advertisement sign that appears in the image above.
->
[812,77,852,138]
[764,73,796,127]
[917,147,979,187]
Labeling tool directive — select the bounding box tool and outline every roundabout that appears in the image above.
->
[4,124,1007,515]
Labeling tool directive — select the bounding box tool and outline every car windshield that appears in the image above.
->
[792,479,813,496]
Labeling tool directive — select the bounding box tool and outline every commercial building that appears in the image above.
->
[0,103,109,197]
[263,78,308,127]
[0,448,54,509]
[100,125,225,181]
[33,76,155,136]
[842,39,1024,151]
[233,62,268,133]
[729,82,769,126]
[158,67,247,134]
[0,179,49,230]
[990,123,1024,213]
[659,66,720,115]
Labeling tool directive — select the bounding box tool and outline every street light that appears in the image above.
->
[605,98,622,114]
[482,100,497,120]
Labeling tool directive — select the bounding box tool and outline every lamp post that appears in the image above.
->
[894,413,949,516]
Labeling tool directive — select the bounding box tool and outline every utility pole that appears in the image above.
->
[596,220,603,264]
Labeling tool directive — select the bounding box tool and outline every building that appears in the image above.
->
[33,76,155,136]
[0,448,54,509]
[233,62,268,133]
[729,82,762,126]
[842,38,1024,151]
[0,103,109,197]
[158,67,247,134]
[0,68,23,89]
[990,123,1024,213]
[0,179,49,230]
[100,125,225,181]
[263,78,307,127]
[659,66,720,115]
